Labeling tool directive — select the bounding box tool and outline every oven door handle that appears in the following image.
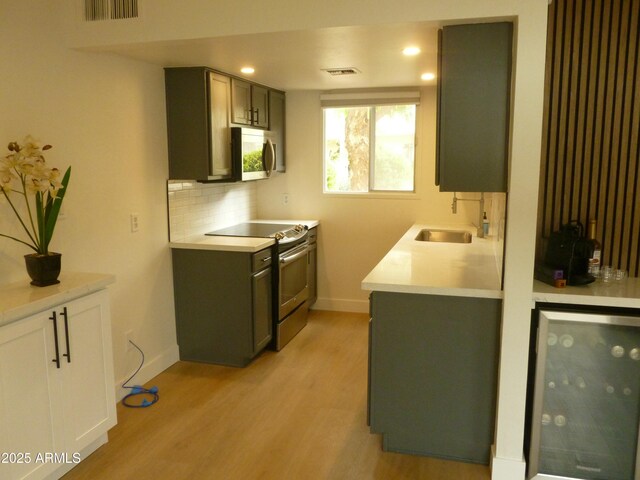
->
[280,244,309,265]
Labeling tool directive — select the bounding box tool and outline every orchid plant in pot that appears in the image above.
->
[0,136,71,286]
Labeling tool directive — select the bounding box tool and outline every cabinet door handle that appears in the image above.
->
[50,311,61,369]
[60,306,71,363]
[254,108,260,124]
[262,138,275,177]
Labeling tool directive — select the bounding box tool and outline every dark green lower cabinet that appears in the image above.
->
[368,291,501,464]
[172,247,273,367]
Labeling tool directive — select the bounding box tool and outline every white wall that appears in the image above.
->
[0,0,177,393]
[257,87,479,311]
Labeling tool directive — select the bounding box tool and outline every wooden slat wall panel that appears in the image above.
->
[538,0,640,276]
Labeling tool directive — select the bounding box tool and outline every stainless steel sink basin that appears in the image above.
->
[415,229,472,244]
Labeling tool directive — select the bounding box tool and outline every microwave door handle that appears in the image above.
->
[263,138,275,177]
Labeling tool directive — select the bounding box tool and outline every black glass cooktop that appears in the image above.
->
[205,223,296,238]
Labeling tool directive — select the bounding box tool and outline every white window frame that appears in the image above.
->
[321,89,421,197]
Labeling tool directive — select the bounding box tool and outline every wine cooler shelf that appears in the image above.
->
[528,309,640,480]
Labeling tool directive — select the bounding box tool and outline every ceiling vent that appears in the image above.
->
[322,67,361,76]
[84,0,139,21]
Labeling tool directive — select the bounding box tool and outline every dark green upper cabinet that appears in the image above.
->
[231,79,270,129]
[436,22,513,192]
[269,90,286,172]
[165,67,286,181]
[164,67,234,182]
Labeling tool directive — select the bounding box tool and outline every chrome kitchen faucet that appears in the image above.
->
[451,192,485,238]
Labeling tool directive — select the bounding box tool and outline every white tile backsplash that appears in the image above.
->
[167,181,257,241]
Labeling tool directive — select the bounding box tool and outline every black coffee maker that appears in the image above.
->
[539,221,595,286]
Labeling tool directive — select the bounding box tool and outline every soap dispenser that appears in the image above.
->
[482,212,489,236]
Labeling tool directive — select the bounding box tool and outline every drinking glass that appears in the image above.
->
[601,266,613,283]
[614,269,628,281]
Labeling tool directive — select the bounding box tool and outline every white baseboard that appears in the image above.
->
[115,343,180,400]
[491,445,526,480]
[311,297,369,313]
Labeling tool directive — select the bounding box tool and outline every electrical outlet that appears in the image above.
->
[282,193,289,205]
[130,213,139,233]
[125,330,133,351]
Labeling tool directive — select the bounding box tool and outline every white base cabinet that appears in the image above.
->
[0,288,117,480]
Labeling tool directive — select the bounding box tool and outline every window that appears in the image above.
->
[323,103,417,193]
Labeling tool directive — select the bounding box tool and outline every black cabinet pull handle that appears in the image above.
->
[50,311,61,369]
[60,306,71,363]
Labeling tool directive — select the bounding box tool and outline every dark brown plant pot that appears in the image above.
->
[24,252,62,287]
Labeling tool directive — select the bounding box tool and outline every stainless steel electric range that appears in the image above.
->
[206,222,310,350]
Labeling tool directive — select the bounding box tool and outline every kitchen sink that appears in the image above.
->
[415,229,472,244]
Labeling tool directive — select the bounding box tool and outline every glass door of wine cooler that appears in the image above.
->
[529,309,640,480]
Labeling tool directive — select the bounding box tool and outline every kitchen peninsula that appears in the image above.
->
[364,223,640,471]
[362,223,503,464]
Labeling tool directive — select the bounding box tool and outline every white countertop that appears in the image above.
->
[170,219,319,253]
[532,278,640,309]
[170,234,276,252]
[0,272,116,327]
[362,224,502,299]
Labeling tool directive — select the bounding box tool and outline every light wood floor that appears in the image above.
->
[63,310,491,480]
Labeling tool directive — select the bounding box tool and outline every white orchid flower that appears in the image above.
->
[0,135,71,255]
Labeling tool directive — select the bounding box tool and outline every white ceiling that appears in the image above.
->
[102,21,440,91]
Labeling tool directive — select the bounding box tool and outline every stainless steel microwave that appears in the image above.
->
[231,127,275,181]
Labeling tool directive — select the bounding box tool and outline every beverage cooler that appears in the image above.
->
[528,309,640,480]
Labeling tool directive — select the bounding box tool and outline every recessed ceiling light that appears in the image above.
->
[403,46,421,56]
[240,67,255,74]
[421,72,436,81]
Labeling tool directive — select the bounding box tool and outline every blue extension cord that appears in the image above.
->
[121,340,159,408]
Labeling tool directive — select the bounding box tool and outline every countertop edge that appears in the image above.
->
[169,219,319,252]
[532,279,640,309]
[169,240,275,253]
[362,282,504,299]
[1,272,116,327]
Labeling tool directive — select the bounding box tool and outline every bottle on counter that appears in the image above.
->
[587,219,602,275]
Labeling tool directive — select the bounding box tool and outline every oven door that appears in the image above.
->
[279,241,309,320]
